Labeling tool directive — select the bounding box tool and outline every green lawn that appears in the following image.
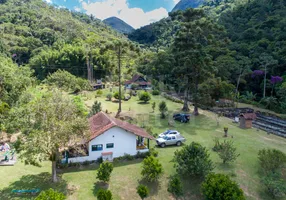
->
[1,89,286,200]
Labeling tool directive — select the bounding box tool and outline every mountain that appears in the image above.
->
[128,18,177,48]
[0,0,138,80]
[103,17,134,34]
[172,0,205,12]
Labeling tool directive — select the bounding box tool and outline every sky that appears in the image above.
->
[44,0,180,29]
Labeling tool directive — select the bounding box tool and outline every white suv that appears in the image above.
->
[158,130,180,138]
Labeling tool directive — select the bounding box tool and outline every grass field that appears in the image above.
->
[1,89,286,200]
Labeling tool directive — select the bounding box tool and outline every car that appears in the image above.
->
[158,130,180,138]
[173,113,191,123]
[156,135,186,148]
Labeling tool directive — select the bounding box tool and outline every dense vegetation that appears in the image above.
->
[172,0,205,12]
[0,0,139,80]
[0,0,285,199]
[132,0,286,113]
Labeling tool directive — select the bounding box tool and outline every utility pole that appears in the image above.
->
[116,45,122,117]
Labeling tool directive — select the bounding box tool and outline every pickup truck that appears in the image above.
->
[156,135,186,148]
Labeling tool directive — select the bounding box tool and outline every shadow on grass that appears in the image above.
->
[154,144,186,150]
[181,176,204,199]
[93,182,109,197]
[113,159,143,168]
[137,102,150,105]
[0,172,68,200]
[138,179,160,196]
[216,162,236,172]
[61,159,142,174]
[60,163,100,173]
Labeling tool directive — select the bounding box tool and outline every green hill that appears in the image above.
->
[172,0,205,12]
[0,0,137,80]
[103,17,134,34]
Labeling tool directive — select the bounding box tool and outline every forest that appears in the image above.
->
[1,0,286,128]
[0,0,139,81]
[0,0,286,199]
[131,0,286,114]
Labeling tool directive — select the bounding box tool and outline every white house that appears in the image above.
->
[64,112,154,163]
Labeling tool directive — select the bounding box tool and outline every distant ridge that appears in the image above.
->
[103,17,134,34]
[172,0,205,12]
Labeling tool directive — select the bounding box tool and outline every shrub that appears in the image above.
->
[96,90,103,97]
[151,102,156,112]
[202,173,245,200]
[96,162,114,183]
[139,92,151,103]
[113,91,124,100]
[135,151,151,159]
[159,101,168,119]
[152,90,160,95]
[114,153,137,161]
[97,189,113,200]
[44,70,91,92]
[96,156,103,164]
[141,156,163,182]
[82,160,92,166]
[131,83,138,90]
[212,138,223,152]
[72,96,88,116]
[262,173,286,199]
[150,148,159,157]
[217,140,240,164]
[106,93,112,101]
[167,175,183,197]
[258,149,286,174]
[35,188,66,200]
[123,153,135,161]
[173,142,214,177]
[137,185,149,200]
[88,101,101,117]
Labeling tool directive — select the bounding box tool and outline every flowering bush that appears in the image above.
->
[270,76,283,85]
[251,70,264,78]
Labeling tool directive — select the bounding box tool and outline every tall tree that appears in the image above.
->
[170,9,224,114]
[17,90,88,182]
[234,55,251,106]
[259,53,278,98]
[108,40,139,117]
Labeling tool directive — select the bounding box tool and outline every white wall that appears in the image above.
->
[88,126,137,161]
[67,156,90,163]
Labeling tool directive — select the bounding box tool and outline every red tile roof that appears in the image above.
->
[240,113,257,120]
[89,112,154,141]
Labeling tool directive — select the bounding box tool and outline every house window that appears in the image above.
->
[91,144,103,151]
[106,143,114,149]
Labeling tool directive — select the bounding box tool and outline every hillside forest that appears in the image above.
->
[131,0,286,114]
[0,0,286,137]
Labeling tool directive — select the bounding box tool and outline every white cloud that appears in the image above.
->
[81,0,168,29]
[44,0,52,3]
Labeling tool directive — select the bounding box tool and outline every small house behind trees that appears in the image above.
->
[239,113,257,129]
[125,74,151,90]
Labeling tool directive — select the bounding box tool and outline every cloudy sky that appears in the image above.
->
[45,0,180,29]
